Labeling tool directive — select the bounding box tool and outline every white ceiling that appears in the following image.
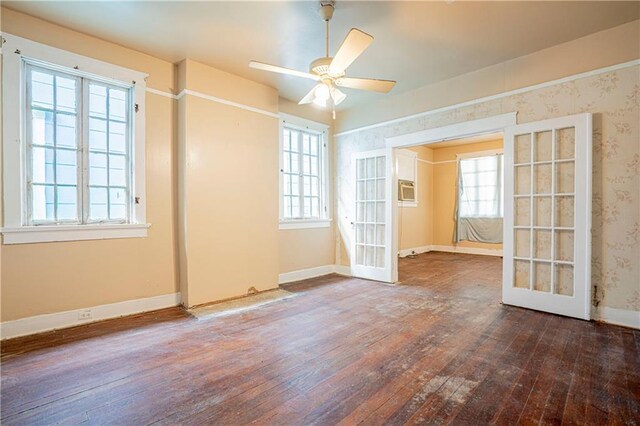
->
[5,1,639,110]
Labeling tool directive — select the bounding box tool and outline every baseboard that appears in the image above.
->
[278,264,352,284]
[398,245,433,258]
[0,292,182,340]
[592,305,640,330]
[334,264,352,277]
[431,245,503,257]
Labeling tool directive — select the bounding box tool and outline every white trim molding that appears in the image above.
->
[1,223,150,244]
[592,306,640,330]
[278,264,352,284]
[0,292,181,340]
[335,59,640,137]
[2,33,148,243]
[178,89,279,119]
[398,245,503,257]
[386,113,516,148]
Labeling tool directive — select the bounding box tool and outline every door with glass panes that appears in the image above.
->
[351,149,394,282]
[503,113,592,320]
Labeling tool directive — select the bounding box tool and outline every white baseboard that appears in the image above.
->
[592,305,640,330]
[1,292,181,340]
[279,264,352,284]
[431,245,503,257]
[334,264,352,277]
[398,245,503,257]
[398,245,433,258]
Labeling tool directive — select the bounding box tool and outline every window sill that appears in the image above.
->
[279,219,332,230]
[398,201,418,208]
[1,223,151,245]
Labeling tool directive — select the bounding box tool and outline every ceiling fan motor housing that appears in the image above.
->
[310,57,344,79]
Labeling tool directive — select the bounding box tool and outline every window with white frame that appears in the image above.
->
[458,153,504,218]
[2,34,148,244]
[27,64,132,224]
[280,120,329,226]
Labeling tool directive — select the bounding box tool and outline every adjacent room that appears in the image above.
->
[1,1,639,424]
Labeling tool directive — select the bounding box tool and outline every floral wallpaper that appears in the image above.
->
[335,65,640,313]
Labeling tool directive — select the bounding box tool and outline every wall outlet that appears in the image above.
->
[78,310,92,321]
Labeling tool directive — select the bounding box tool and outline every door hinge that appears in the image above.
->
[135,104,139,113]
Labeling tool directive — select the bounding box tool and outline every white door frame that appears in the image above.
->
[383,112,518,282]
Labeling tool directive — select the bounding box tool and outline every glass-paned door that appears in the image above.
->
[503,113,592,320]
[351,149,393,282]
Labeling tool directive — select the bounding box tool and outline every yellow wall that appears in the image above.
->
[398,146,433,251]
[177,59,280,307]
[431,140,504,251]
[1,8,179,321]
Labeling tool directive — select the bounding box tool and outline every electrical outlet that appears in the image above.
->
[78,310,92,321]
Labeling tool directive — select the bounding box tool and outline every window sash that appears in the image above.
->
[24,63,133,226]
[282,126,324,220]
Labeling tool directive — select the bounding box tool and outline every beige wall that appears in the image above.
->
[398,146,433,251]
[431,140,504,251]
[177,59,279,307]
[1,8,179,321]
[335,20,640,134]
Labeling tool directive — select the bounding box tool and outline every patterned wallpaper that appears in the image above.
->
[335,64,639,313]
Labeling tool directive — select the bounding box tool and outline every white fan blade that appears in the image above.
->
[329,29,373,74]
[249,61,319,81]
[299,84,320,105]
[335,77,396,93]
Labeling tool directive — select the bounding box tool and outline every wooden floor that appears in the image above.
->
[1,252,639,425]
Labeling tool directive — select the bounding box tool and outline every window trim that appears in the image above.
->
[278,113,331,230]
[1,33,149,244]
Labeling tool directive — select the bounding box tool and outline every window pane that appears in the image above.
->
[109,121,127,154]
[32,184,55,221]
[31,147,55,184]
[291,196,300,218]
[109,88,127,121]
[109,188,127,220]
[290,131,299,153]
[303,155,312,175]
[311,136,319,156]
[56,113,77,148]
[55,75,77,113]
[311,176,319,196]
[89,118,107,151]
[31,110,54,146]
[303,134,311,154]
[56,149,77,185]
[283,129,291,151]
[283,152,291,173]
[109,154,127,187]
[31,70,54,110]
[290,153,299,174]
[89,187,108,220]
[89,152,108,186]
[89,84,107,118]
[57,186,78,221]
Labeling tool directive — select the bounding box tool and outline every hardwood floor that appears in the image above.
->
[1,252,638,425]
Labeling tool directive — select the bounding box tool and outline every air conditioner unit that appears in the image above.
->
[398,180,415,202]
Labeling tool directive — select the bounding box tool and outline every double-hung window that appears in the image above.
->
[2,33,148,244]
[27,64,132,224]
[279,115,330,229]
[455,151,504,244]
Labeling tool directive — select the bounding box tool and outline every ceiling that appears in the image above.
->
[4,1,639,110]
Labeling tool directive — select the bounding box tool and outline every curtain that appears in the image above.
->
[454,154,503,244]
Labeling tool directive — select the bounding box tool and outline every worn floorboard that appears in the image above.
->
[1,252,638,425]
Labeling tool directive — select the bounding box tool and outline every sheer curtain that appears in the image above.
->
[454,153,504,244]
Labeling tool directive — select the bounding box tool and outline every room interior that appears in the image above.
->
[0,1,639,424]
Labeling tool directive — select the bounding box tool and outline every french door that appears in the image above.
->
[350,149,395,282]
[503,113,592,320]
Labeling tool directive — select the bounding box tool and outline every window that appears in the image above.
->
[458,153,504,218]
[27,65,132,224]
[279,115,330,229]
[2,33,148,244]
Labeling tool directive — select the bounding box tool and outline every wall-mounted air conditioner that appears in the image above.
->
[398,180,416,202]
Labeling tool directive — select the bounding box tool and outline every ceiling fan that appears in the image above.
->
[249,1,396,118]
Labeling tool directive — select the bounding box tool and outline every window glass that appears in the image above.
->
[26,65,131,224]
[459,154,504,218]
[282,126,324,220]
